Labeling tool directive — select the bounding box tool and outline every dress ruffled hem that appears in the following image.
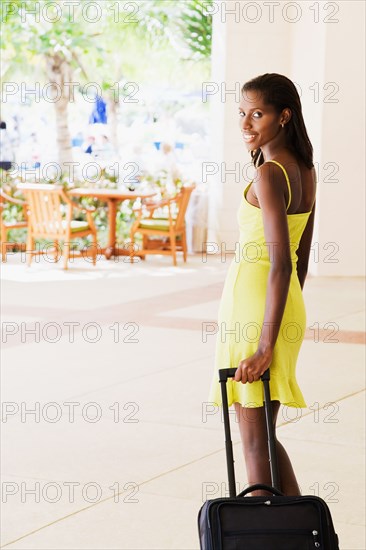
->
[208,375,307,409]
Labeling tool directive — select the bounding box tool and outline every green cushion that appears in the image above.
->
[138,219,171,231]
[62,220,90,233]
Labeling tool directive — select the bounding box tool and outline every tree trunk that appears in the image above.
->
[45,54,73,175]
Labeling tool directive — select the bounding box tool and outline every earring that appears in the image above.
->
[281,123,284,128]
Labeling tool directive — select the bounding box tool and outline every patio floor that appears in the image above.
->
[1,252,365,549]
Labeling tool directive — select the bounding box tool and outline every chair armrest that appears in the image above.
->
[0,189,26,206]
[72,202,96,214]
[140,195,178,212]
[61,190,96,213]
[132,201,160,216]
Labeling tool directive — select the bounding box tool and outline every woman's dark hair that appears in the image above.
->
[241,73,314,169]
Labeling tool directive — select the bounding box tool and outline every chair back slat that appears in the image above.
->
[47,190,63,233]
[38,190,50,233]
[26,192,37,232]
[29,191,44,233]
[174,186,195,230]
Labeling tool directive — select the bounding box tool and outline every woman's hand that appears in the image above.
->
[234,348,273,384]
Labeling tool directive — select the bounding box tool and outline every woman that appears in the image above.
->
[208,73,317,496]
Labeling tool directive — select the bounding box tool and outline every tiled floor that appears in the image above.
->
[1,253,365,549]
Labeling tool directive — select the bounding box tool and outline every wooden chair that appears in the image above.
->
[130,185,195,266]
[0,188,28,262]
[18,184,98,269]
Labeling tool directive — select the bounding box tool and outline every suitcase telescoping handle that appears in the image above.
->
[218,368,237,498]
[261,369,280,491]
[218,367,280,497]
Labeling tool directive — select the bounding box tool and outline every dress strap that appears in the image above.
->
[266,160,292,211]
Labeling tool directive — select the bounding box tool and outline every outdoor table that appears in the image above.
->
[69,188,157,259]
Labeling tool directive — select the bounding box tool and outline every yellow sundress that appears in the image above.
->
[208,160,313,408]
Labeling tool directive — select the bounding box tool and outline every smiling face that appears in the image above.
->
[239,89,289,152]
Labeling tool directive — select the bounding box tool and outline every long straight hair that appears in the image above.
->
[242,73,314,169]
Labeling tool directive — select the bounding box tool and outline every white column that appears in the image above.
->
[312,1,365,276]
[207,1,292,250]
[208,1,365,276]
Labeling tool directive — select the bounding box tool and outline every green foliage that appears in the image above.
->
[133,0,213,60]
[1,1,95,77]
[1,0,212,120]
[2,0,212,81]
[176,0,213,60]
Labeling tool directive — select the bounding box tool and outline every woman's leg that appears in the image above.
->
[234,401,300,496]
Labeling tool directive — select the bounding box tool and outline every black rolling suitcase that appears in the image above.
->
[198,368,339,549]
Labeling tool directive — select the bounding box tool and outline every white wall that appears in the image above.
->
[315,2,365,276]
[208,0,365,276]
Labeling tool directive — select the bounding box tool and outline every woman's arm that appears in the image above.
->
[235,162,292,384]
